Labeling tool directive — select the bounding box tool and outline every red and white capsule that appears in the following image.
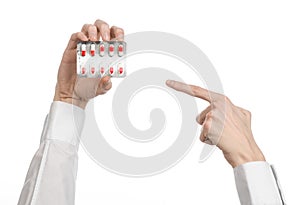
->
[81,67,86,75]
[118,44,124,56]
[90,67,96,75]
[90,44,95,56]
[81,44,86,57]
[109,44,114,56]
[100,66,105,75]
[118,63,124,75]
[99,43,105,56]
[109,66,114,75]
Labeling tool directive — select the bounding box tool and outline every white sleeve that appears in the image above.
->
[17,101,85,205]
[234,161,286,205]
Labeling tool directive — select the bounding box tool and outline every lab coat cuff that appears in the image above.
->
[41,101,85,147]
[234,161,285,205]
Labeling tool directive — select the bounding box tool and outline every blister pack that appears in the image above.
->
[77,41,126,78]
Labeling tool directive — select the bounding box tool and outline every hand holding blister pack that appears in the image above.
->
[77,41,126,78]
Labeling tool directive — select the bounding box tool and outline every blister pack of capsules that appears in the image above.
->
[77,41,126,78]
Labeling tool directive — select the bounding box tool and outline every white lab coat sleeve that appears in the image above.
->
[234,161,286,205]
[18,101,85,205]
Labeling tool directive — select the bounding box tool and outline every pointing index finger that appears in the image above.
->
[166,80,212,103]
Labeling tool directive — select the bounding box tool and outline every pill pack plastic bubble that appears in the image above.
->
[77,41,126,78]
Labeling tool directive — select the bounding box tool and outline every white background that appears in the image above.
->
[0,0,299,204]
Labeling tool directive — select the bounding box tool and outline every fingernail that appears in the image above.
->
[166,80,173,86]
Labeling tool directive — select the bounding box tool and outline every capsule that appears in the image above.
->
[109,66,114,75]
[81,67,86,75]
[118,44,124,56]
[109,44,114,56]
[90,67,95,75]
[90,44,95,56]
[81,44,86,56]
[100,66,105,75]
[118,63,124,75]
[99,43,105,56]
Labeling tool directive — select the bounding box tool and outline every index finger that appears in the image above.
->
[66,32,88,50]
[166,80,212,102]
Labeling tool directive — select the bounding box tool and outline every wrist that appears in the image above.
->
[54,92,88,109]
[224,148,266,168]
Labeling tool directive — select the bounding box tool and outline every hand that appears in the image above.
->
[166,80,265,168]
[54,19,125,109]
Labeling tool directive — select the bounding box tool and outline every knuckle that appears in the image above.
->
[224,96,230,103]
[208,104,214,110]
[199,109,206,116]
[84,24,93,30]
[116,27,124,33]
[210,101,217,109]
[95,19,109,29]
[206,111,213,118]
[245,110,251,117]
[200,135,205,142]
[71,32,78,39]
[203,121,211,130]
[95,19,106,24]
[100,23,109,30]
